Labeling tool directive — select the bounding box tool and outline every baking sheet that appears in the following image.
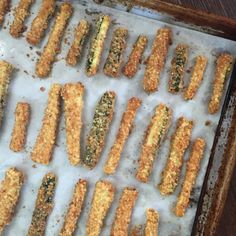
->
[1,0,236,235]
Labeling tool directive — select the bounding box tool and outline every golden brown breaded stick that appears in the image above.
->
[168,44,189,93]
[86,180,115,236]
[27,173,56,236]
[66,19,90,66]
[0,60,14,129]
[10,102,30,152]
[0,0,10,26]
[159,117,193,195]
[208,53,234,114]
[183,56,208,100]
[61,83,84,166]
[10,0,34,38]
[104,97,141,175]
[31,84,61,165]
[103,27,128,78]
[26,0,56,45]
[111,187,138,236]
[174,138,206,217]
[123,35,148,79]
[143,28,172,93]
[35,3,73,78]
[144,209,159,236]
[136,104,172,183]
[0,168,24,234]
[60,179,87,236]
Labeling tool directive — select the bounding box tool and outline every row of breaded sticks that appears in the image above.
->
[0,168,159,236]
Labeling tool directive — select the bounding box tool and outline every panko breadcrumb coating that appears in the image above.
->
[0,0,10,26]
[144,209,159,236]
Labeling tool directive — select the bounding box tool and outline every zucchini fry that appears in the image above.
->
[0,168,24,234]
[159,117,193,195]
[174,138,206,217]
[143,28,172,93]
[61,83,84,166]
[10,102,30,152]
[66,19,90,66]
[111,187,138,236]
[31,84,61,165]
[183,56,208,100]
[168,44,189,93]
[103,27,128,78]
[10,0,34,38]
[86,15,111,77]
[36,3,73,78]
[82,91,116,169]
[28,173,56,236]
[60,179,87,236]
[144,209,159,236]
[104,97,142,175]
[208,53,234,114]
[26,0,56,45]
[0,60,14,129]
[123,35,148,79]
[136,104,172,183]
[86,180,115,236]
[0,0,10,26]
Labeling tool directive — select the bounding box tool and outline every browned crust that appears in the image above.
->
[26,0,56,45]
[35,3,73,78]
[10,102,30,152]
[174,138,206,217]
[31,84,61,165]
[143,28,172,93]
[144,209,159,236]
[110,187,138,236]
[0,0,10,26]
[103,97,142,175]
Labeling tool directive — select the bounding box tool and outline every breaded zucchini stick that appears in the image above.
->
[104,97,142,175]
[83,91,116,169]
[66,19,90,66]
[31,84,61,165]
[174,138,206,217]
[136,104,172,183]
[123,35,148,79]
[10,102,30,152]
[0,60,14,129]
[86,15,111,77]
[143,28,172,93]
[36,3,73,78]
[26,0,56,45]
[144,209,159,236]
[86,180,115,236]
[0,0,10,26]
[183,56,208,100]
[159,117,193,195]
[111,187,138,236]
[61,83,84,166]
[10,0,34,38]
[208,53,234,114]
[103,27,128,78]
[60,179,87,236]
[28,173,56,236]
[168,44,189,93]
[0,168,24,234]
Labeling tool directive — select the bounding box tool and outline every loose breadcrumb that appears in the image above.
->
[111,187,138,236]
[60,179,87,236]
[104,97,141,175]
[0,168,24,234]
[61,83,84,166]
[10,102,30,152]
[86,180,115,236]
[26,0,56,45]
[130,225,143,236]
[0,0,10,26]
[174,138,206,217]
[144,209,159,236]
[143,28,172,93]
[31,84,61,165]
[159,117,193,195]
[35,3,73,78]
[136,104,172,183]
